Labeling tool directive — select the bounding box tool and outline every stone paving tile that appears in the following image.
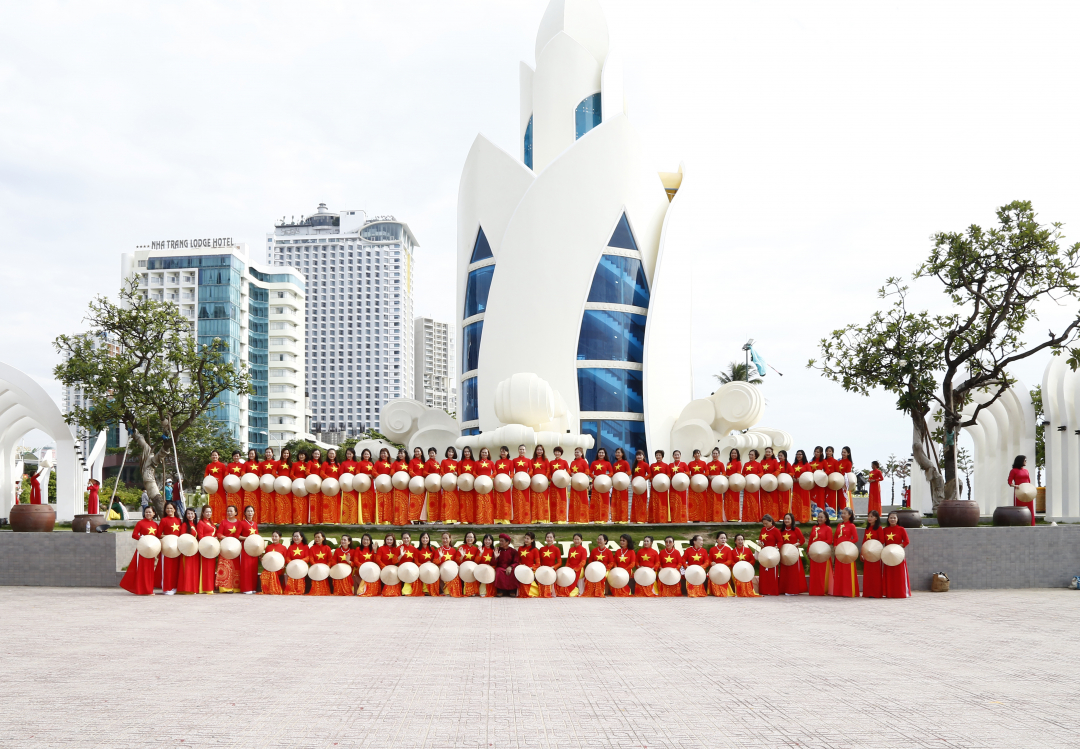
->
[1,589,1078,748]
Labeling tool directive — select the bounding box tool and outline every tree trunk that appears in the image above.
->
[132,429,164,516]
[911,415,945,508]
[941,413,960,503]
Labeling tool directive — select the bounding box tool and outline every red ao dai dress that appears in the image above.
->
[868,468,884,516]
[707,544,735,597]
[339,460,361,525]
[611,458,631,523]
[439,458,460,524]
[741,459,764,522]
[256,458,279,524]
[589,459,613,523]
[648,461,672,524]
[608,547,634,598]
[306,543,333,596]
[423,457,443,523]
[882,526,912,598]
[657,546,683,597]
[376,543,402,597]
[224,461,245,522]
[493,457,513,524]
[530,457,551,523]
[569,458,591,523]
[119,518,158,595]
[557,544,588,597]
[808,523,833,596]
[791,462,813,523]
[581,545,613,598]
[832,520,860,597]
[548,456,570,524]
[537,543,562,597]
[407,457,425,523]
[821,456,842,511]
[474,458,496,525]
[204,460,228,527]
[177,520,202,594]
[705,459,725,522]
[861,526,885,599]
[668,459,689,524]
[259,541,286,595]
[777,527,808,595]
[682,545,709,597]
[759,456,781,520]
[517,544,542,598]
[510,455,531,524]
[630,461,650,524]
[157,515,183,593]
[634,545,660,597]
[457,458,476,525]
[289,460,311,524]
[389,459,409,526]
[354,546,381,596]
[375,458,395,524]
[283,542,309,595]
[686,459,708,522]
[321,462,343,525]
[476,546,498,597]
[731,545,761,597]
[215,519,242,593]
[724,460,742,522]
[237,518,260,593]
[756,525,783,596]
[356,460,377,524]
[195,519,218,593]
[331,546,354,596]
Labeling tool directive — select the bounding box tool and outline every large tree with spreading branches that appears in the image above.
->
[55,279,252,515]
[810,201,1080,508]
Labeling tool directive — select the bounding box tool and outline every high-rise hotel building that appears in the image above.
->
[414,317,456,414]
[121,241,307,452]
[267,205,418,436]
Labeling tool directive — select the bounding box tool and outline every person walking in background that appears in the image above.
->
[868,461,884,516]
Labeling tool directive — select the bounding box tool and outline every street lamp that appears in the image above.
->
[742,339,754,381]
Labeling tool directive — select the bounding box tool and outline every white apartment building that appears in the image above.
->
[267,204,418,437]
[120,241,308,452]
[414,317,456,414]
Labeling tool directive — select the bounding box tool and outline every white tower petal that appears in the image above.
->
[535,0,609,64]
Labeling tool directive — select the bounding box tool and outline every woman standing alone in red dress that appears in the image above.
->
[868,461,884,516]
[1008,455,1035,526]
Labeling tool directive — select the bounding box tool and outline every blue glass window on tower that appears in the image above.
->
[587,255,650,308]
[462,320,483,373]
[470,226,493,263]
[608,213,638,250]
[577,368,644,413]
[577,310,646,362]
[462,377,479,422]
[575,93,601,140]
[524,115,533,170]
[246,284,269,452]
[579,419,647,464]
[464,265,495,318]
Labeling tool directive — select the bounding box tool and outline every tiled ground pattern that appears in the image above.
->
[1,588,1078,748]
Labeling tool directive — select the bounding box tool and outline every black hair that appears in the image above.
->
[841,446,852,463]
[445,446,457,459]
[293,531,308,544]
[619,533,633,549]
[1012,455,1026,470]
[816,511,831,527]
[794,450,807,465]
[729,448,741,461]
[481,533,495,548]
[522,531,536,549]
[761,513,774,525]
[339,534,353,550]
[813,446,824,460]
[428,447,438,455]
[866,510,881,530]
[782,512,795,530]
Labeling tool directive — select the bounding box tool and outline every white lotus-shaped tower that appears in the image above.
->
[456,0,694,459]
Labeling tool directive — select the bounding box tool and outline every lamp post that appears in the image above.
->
[742,339,754,381]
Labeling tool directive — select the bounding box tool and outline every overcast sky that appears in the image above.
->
[2,0,1078,471]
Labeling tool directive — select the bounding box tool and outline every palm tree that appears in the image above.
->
[885,454,900,502]
[714,361,763,386]
[956,447,972,500]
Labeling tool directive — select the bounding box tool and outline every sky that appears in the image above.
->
[1,0,1078,466]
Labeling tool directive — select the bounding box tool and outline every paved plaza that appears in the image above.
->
[1,588,1077,748]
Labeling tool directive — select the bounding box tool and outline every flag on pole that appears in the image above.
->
[749,346,767,377]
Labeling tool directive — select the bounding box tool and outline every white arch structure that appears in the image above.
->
[910,377,1036,516]
[0,361,105,522]
[1042,356,1080,520]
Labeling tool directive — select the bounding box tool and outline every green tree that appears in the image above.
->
[283,439,320,459]
[885,453,900,502]
[713,361,762,386]
[54,280,252,516]
[1030,384,1044,485]
[956,447,973,501]
[171,415,243,490]
[811,201,1080,508]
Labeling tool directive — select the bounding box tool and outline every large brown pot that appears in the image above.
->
[992,505,1032,526]
[936,499,981,527]
[9,503,57,532]
[1036,487,1045,513]
[892,508,922,528]
[72,513,107,532]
